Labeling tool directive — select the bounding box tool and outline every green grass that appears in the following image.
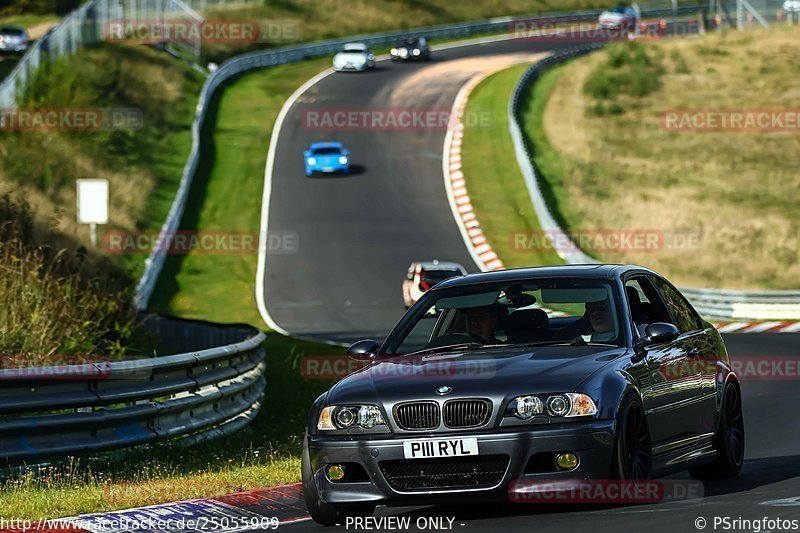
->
[583,41,666,114]
[0,13,59,29]
[150,57,330,326]
[517,63,578,233]
[0,43,203,281]
[460,64,564,270]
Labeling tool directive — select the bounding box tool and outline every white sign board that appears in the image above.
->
[77,179,109,224]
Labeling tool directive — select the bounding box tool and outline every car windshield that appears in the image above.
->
[401,39,418,46]
[1,27,25,35]
[343,46,365,53]
[384,278,623,355]
[420,268,462,284]
[312,147,341,155]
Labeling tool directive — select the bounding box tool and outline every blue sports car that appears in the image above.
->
[304,142,350,176]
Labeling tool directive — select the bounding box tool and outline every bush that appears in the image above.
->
[0,195,137,362]
[583,41,665,105]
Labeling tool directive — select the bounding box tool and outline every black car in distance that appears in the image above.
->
[390,36,431,61]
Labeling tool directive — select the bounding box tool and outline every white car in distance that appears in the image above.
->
[332,43,376,72]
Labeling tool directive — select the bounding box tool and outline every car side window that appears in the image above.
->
[624,276,673,338]
[650,276,702,333]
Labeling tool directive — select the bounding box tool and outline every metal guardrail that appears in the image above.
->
[507,43,800,321]
[133,4,707,309]
[0,316,266,463]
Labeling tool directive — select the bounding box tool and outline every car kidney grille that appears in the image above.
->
[443,399,492,428]
[380,455,509,491]
[394,402,440,430]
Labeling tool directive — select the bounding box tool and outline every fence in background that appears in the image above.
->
[0,0,205,108]
[0,315,266,463]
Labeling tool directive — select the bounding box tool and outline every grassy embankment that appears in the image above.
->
[461,27,799,290]
[0,53,343,519]
[0,43,203,358]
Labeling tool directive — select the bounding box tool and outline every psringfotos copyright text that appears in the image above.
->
[696,516,800,532]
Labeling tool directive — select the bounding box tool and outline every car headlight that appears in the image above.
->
[412,48,421,56]
[318,405,385,430]
[307,157,316,165]
[399,48,408,57]
[391,48,397,55]
[338,156,348,165]
[564,393,598,417]
[514,395,543,419]
[508,393,597,420]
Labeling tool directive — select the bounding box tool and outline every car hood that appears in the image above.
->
[327,345,626,405]
[309,153,343,165]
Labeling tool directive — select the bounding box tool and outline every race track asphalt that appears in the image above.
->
[263,35,594,344]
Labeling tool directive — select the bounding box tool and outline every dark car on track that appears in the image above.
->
[390,36,431,61]
[302,265,744,525]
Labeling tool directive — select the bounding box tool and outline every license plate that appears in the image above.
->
[403,438,479,459]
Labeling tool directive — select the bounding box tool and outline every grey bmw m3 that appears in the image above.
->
[302,265,744,525]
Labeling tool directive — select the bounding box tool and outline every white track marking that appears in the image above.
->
[716,322,752,333]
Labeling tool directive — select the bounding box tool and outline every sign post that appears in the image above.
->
[76,179,109,247]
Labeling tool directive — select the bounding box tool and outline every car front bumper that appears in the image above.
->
[0,43,27,52]
[307,419,616,506]
[307,164,349,173]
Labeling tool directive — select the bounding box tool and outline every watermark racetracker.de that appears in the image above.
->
[0,108,143,132]
[300,108,493,131]
[662,109,800,132]
[103,230,299,255]
[509,479,704,504]
[509,229,703,254]
[104,19,300,44]
[661,355,800,382]
[300,354,497,381]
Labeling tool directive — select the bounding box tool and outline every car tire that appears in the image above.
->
[302,431,377,526]
[689,381,744,480]
[610,393,652,479]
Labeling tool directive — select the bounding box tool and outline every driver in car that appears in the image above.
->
[464,305,500,344]
[582,299,616,342]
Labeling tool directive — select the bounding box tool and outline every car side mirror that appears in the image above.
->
[348,339,379,361]
[642,322,680,345]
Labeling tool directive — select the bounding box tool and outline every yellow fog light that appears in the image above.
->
[327,464,346,481]
[556,453,579,470]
